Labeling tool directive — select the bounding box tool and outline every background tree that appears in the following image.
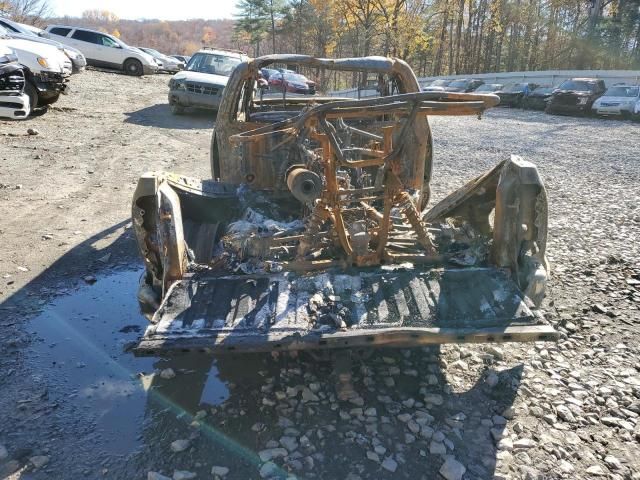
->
[2,0,637,73]
[0,0,50,24]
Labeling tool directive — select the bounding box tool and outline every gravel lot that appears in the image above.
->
[1,70,639,480]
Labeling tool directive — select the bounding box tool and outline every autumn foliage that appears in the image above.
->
[19,0,640,74]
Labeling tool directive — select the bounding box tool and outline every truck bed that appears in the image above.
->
[134,267,557,355]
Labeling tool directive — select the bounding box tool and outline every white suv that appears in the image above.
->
[44,25,158,76]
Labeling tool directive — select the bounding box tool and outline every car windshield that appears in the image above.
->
[475,84,502,92]
[604,86,639,97]
[448,80,469,88]
[284,73,307,83]
[145,48,162,57]
[558,80,595,92]
[186,53,241,76]
[503,83,527,92]
[429,79,450,87]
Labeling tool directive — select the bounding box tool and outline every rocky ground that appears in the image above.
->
[0,69,639,480]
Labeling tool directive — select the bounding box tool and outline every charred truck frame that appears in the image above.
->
[132,55,556,354]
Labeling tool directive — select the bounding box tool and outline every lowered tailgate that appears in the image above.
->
[134,267,557,355]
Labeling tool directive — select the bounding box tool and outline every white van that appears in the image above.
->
[0,25,68,113]
[44,25,158,76]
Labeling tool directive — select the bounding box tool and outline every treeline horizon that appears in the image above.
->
[234,0,640,77]
[5,1,640,76]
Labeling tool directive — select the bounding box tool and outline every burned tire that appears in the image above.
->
[123,58,143,76]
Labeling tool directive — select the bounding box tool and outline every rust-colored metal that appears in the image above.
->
[131,55,554,354]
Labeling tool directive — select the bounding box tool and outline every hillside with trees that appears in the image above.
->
[49,11,237,56]
[1,0,639,74]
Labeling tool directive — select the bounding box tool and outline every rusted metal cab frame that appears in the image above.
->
[209,55,434,198]
[131,55,556,355]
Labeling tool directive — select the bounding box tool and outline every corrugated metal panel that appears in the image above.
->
[418,69,640,88]
[135,267,557,353]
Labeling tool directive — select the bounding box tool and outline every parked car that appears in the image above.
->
[545,78,606,116]
[422,79,451,91]
[260,67,278,80]
[523,86,554,110]
[591,84,640,119]
[473,83,503,93]
[139,47,184,72]
[496,82,537,107]
[268,71,314,94]
[44,25,158,76]
[0,17,85,73]
[170,55,190,64]
[0,44,29,119]
[167,47,246,114]
[444,78,484,92]
[272,67,316,93]
[0,25,68,113]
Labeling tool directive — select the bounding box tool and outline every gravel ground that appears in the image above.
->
[0,70,639,480]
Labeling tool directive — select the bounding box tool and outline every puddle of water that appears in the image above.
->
[27,268,229,455]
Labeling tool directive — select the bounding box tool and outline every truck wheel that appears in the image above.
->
[124,58,143,76]
[23,82,38,114]
[170,103,184,115]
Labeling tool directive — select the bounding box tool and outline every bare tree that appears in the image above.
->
[0,0,51,25]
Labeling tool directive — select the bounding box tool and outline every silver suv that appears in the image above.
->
[167,47,246,114]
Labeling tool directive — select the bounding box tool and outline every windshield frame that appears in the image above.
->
[603,86,639,97]
[185,52,242,77]
[502,83,527,93]
[532,87,553,95]
[144,48,163,57]
[448,79,470,88]
[475,84,502,92]
[558,80,595,92]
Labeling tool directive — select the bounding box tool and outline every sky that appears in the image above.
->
[50,0,238,21]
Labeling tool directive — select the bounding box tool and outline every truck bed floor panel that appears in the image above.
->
[135,267,556,354]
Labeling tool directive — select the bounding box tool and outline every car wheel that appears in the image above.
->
[23,82,38,114]
[170,103,185,115]
[39,94,60,106]
[123,58,143,76]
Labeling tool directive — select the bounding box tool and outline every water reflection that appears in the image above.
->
[27,268,521,479]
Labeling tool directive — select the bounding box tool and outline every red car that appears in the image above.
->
[268,71,315,94]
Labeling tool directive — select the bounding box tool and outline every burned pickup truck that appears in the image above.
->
[132,55,556,354]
